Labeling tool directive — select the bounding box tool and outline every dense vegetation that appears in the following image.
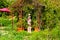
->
[0,0,60,40]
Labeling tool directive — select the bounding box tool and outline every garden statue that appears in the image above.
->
[27,14,32,33]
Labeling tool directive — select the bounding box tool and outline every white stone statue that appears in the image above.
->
[27,14,32,33]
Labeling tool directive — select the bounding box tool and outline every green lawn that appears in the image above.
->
[0,17,60,40]
[0,29,60,40]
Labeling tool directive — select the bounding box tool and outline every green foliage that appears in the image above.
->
[0,0,15,8]
[0,17,17,27]
[39,0,60,30]
[0,29,60,40]
[0,0,9,8]
[0,0,60,40]
[0,0,60,30]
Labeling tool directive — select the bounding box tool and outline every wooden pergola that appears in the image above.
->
[10,0,45,32]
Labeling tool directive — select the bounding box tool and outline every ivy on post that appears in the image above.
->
[36,5,45,31]
[33,1,45,31]
[11,0,24,31]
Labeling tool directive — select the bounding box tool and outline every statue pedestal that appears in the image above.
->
[27,26,32,33]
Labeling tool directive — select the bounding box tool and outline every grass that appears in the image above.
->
[0,17,60,40]
[0,29,60,40]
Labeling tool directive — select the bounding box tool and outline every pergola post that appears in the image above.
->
[35,4,44,31]
[18,10,23,27]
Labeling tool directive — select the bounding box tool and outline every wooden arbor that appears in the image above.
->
[11,0,45,32]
